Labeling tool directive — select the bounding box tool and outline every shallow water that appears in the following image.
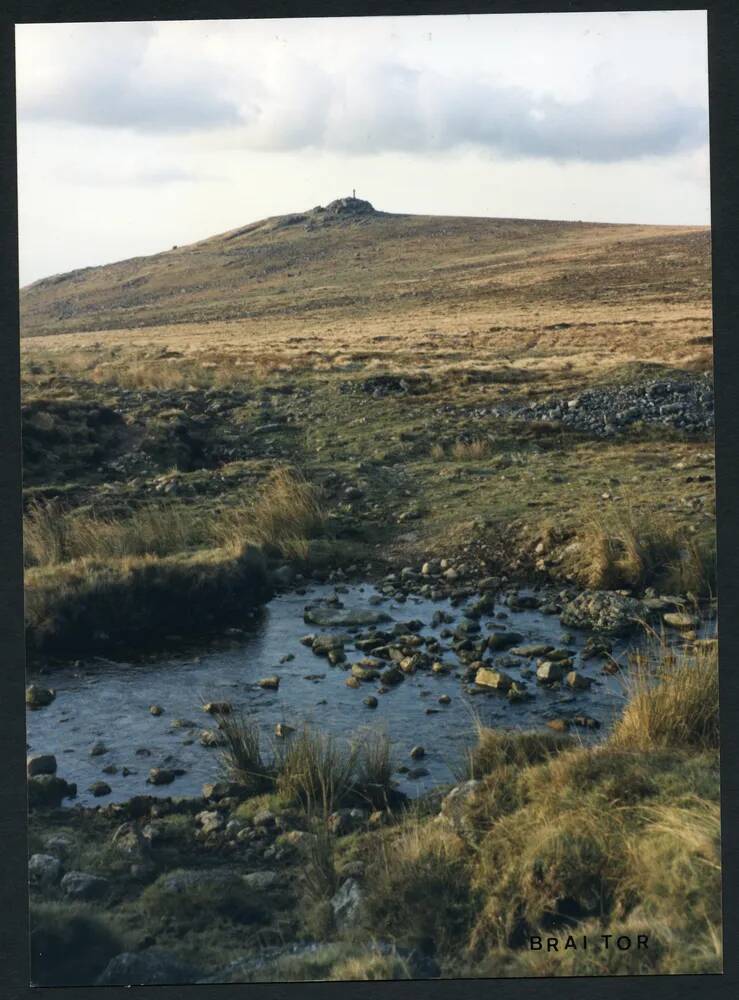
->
[27,583,646,806]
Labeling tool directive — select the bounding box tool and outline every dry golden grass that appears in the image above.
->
[611,637,719,752]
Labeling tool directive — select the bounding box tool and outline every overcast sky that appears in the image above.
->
[15,12,710,286]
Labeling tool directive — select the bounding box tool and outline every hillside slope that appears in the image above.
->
[20,197,711,345]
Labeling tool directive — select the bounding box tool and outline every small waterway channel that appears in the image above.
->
[27,583,654,806]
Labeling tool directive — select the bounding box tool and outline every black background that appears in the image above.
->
[1,2,737,997]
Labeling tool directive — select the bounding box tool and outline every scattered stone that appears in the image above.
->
[345,676,361,689]
[561,591,646,636]
[364,696,378,708]
[89,781,112,797]
[196,810,225,834]
[149,705,164,716]
[258,676,280,689]
[304,607,391,627]
[203,701,231,715]
[199,730,224,747]
[536,661,564,683]
[510,644,554,658]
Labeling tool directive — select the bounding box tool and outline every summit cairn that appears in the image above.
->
[321,195,375,217]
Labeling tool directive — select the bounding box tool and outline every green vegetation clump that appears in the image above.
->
[30,902,124,987]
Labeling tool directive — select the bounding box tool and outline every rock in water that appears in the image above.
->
[27,754,57,777]
[474,667,513,691]
[26,684,55,708]
[303,607,391,627]
[560,591,646,635]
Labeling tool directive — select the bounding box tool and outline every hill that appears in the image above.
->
[20,198,712,374]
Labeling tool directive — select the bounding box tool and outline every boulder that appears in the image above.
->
[147,768,175,786]
[243,870,278,891]
[486,631,523,650]
[663,612,700,629]
[28,853,63,888]
[96,949,201,986]
[25,684,55,708]
[536,661,564,683]
[257,676,280,690]
[28,775,77,810]
[560,591,646,635]
[330,877,363,928]
[61,871,111,901]
[27,754,57,778]
[566,671,593,690]
[196,811,225,835]
[474,667,513,691]
[304,607,391,627]
[89,781,112,797]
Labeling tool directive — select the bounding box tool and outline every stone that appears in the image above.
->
[409,746,425,760]
[90,741,108,756]
[147,768,175,786]
[566,671,593,690]
[364,696,378,708]
[407,767,429,779]
[28,775,77,809]
[380,666,404,685]
[203,701,231,715]
[536,661,564,683]
[89,781,112,797]
[345,676,361,689]
[149,705,164,716]
[243,870,278,891]
[44,833,74,858]
[274,723,295,738]
[25,684,55,708]
[560,591,646,636]
[351,662,380,682]
[330,877,363,928]
[96,949,201,986]
[510,644,554,658]
[254,808,276,828]
[474,667,513,691]
[27,754,57,778]
[546,719,570,733]
[28,853,63,888]
[199,730,225,747]
[439,780,482,834]
[196,810,225,834]
[304,607,391,627]
[61,871,111,901]
[438,694,451,704]
[257,676,280,689]
[663,612,700,629]
[486,631,523,650]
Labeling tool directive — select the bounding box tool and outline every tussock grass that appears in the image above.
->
[577,514,715,596]
[216,711,270,793]
[213,468,327,560]
[610,638,719,752]
[451,438,492,461]
[462,723,574,779]
[354,729,394,809]
[275,727,357,816]
[23,500,210,568]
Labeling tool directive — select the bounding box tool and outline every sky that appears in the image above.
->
[15,11,710,286]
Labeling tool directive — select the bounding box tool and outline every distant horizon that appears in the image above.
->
[21,199,711,290]
[16,13,710,285]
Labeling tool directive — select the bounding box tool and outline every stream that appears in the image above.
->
[27,582,648,806]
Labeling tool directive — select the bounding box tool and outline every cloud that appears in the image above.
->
[16,22,707,163]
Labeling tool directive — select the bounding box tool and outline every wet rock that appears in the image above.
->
[90,741,108,756]
[345,676,361,689]
[407,767,429,779]
[573,714,601,729]
[510,643,554,658]
[487,630,523,650]
[380,666,403,685]
[89,781,112,797]
[566,671,593,690]
[304,607,391,627]
[28,775,77,809]
[61,871,111,901]
[410,746,425,760]
[203,701,231,715]
[536,661,564,683]
[27,754,57,778]
[26,684,55,708]
[147,768,175,786]
[199,730,225,747]
[546,719,570,733]
[96,949,202,986]
[438,694,451,705]
[663,611,700,629]
[258,676,280,690]
[149,705,164,716]
[351,662,380,682]
[28,853,63,888]
[474,667,513,691]
[274,723,295,738]
[561,591,646,636]
[364,696,378,709]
